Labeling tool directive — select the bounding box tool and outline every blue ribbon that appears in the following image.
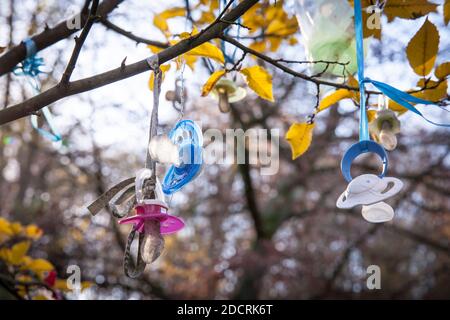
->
[354,0,449,130]
[14,38,62,142]
[363,78,450,127]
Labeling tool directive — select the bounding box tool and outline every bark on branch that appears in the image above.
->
[0,0,260,126]
[0,0,124,77]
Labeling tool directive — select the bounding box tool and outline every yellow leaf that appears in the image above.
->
[406,19,439,77]
[32,295,50,300]
[10,223,23,235]
[266,17,298,37]
[318,89,352,112]
[239,66,274,102]
[55,279,70,292]
[249,41,266,53]
[415,79,448,102]
[147,45,163,54]
[201,70,226,96]
[81,281,93,289]
[55,279,93,292]
[10,241,31,265]
[183,54,198,70]
[148,64,171,91]
[186,42,225,64]
[389,100,408,113]
[445,0,450,25]
[285,122,315,160]
[242,4,264,33]
[367,110,377,123]
[435,62,450,79]
[347,74,360,103]
[288,37,298,46]
[198,11,215,24]
[383,0,438,22]
[25,258,54,274]
[389,80,448,113]
[0,218,13,236]
[25,224,43,240]
[153,15,168,34]
[153,7,186,33]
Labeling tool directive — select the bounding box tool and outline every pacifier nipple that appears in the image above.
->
[379,129,397,151]
[361,202,394,223]
[141,219,165,264]
[149,135,180,166]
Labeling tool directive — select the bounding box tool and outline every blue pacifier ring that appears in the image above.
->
[162,120,203,195]
[341,140,388,182]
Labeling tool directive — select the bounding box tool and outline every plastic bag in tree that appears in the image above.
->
[295,0,368,77]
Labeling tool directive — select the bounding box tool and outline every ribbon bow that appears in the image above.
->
[13,38,62,142]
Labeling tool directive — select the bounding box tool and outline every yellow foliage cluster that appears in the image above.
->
[0,218,91,300]
[150,1,277,101]
[243,1,298,53]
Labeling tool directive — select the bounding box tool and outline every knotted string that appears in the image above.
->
[13,38,62,142]
[353,0,449,134]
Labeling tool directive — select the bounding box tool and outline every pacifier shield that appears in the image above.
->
[361,202,394,223]
[336,174,403,209]
[118,200,184,235]
[162,120,203,195]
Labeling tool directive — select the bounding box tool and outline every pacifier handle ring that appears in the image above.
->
[341,140,388,182]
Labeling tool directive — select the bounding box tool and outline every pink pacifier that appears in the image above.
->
[118,199,184,234]
[120,169,185,267]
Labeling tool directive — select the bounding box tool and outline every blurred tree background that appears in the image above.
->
[0,0,449,299]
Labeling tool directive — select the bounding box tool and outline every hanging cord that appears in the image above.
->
[354,0,368,142]
[122,55,163,278]
[14,38,61,142]
[353,0,450,128]
[175,59,186,121]
[146,55,163,172]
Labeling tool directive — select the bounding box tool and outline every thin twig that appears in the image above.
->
[100,19,169,48]
[61,0,100,84]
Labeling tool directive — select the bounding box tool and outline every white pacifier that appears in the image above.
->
[336,174,403,209]
[361,202,394,223]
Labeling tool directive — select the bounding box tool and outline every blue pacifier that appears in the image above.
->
[341,140,388,183]
[162,120,203,195]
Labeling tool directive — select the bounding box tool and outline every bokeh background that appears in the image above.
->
[0,0,449,299]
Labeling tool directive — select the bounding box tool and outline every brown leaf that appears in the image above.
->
[383,0,438,21]
[406,19,439,77]
[444,0,450,25]
[435,62,450,79]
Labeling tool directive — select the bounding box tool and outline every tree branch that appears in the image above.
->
[0,0,124,77]
[100,19,169,48]
[61,0,100,84]
[0,0,260,126]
